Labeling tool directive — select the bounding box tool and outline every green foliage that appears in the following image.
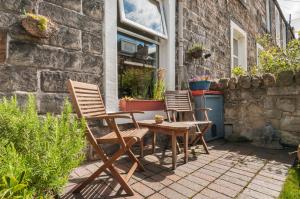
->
[232,66,246,77]
[153,80,165,100]
[187,43,204,54]
[26,13,49,31]
[0,96,86,198]
[279,164,300,199]
[257,34,300,75]
[120,67,153,99]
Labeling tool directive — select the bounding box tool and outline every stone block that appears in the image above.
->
[280,116,300,132]
[40,71,101,93]
[280,131,300,146]
[38,93,67,114]
[0,92,35,109]
[277,70,294,86]
[82,0,104,20]
[82,32,103,54]
[276,98,296,112]
[0,11,19,28]
[39,2,101,34]
[8,41,81,71]
[238,75,251,89]
[267,86,300,96]
[251,75,262,88]
[82,53,103,74]
[262,73,276,87]
[0,65,37,92]
[264,110,282,120]
[218,78,229,90]
[44,0,82,12]
[228,77,237,89]
[263,96,275,109]
[0,0,34,13]
[0,29,6,63]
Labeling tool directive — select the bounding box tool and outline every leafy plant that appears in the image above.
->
[153,80,165,100]
[232,66,246,77]
[188,43,204,58]
[257,34,300,75]
[0,96,86,197]
[25,13,49,31]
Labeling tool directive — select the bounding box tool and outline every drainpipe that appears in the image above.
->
[178,0,184,90]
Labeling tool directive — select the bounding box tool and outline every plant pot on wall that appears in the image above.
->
[119,99,165,111]
[21,13,58,38]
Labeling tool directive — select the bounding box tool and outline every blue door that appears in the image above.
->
[194,95,224,141]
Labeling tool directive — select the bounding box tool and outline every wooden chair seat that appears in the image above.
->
[97,128,149,144]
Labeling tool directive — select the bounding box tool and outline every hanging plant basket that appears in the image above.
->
[21,14,58,38]
[189,50,203,59]
[187,43,204,59]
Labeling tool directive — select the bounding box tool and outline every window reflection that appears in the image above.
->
[120,0,166,37]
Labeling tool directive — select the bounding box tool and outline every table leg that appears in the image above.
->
[183,131,188,164]
[172,132,177,170]
[152,131,156,154]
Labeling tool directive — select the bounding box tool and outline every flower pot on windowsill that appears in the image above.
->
[119,99,165,111]
[189,80,211,91]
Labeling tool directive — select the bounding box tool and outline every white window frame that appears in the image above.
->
[230,21,247,72]
[256,43,264,66]
[275,7,281,46]
[118,0,168,39]
[266,0,271,32]
[282,20,287,49]
[104,0,175,113]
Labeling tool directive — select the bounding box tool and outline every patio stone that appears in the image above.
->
[169,182,196,197]
[159,187,186,199]
[148,193,168,199]
[200,188,232,199]
[62,141,293,199]
[131,182,155,197]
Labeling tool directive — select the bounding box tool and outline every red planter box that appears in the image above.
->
[119,99,165,111]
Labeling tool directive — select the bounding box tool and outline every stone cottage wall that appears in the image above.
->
[178,0,289,83]
[0,0,104,113]
[218,71,300,146]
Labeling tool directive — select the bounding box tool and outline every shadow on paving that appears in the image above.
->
[61,139,295,199]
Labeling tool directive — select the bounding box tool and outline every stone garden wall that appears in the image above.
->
[216,71,300,147]
[0,0,104,113]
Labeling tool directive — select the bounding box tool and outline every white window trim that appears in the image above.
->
[266,0,271,32]
[118,0,168,39]
[256,43,263,66]
[104,0,175,113]
[275,7,281,46]
[282,21,287,49]
[230,21,247,72]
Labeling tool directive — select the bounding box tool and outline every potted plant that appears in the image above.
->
[232,66,246,77]
[189,75,211,91]
[21,12,58,38]
[187,43,204,59]
[119,69,166,111]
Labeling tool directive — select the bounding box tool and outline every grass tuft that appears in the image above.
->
[279,164,300,199]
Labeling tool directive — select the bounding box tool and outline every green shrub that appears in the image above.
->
[232,66,246,77]
[0,96,86,198]
[257,34,300,75]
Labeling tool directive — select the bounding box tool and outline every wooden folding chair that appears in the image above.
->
[164,90,212,154]
[67,80,148,196]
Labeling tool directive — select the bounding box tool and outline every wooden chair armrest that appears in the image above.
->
[93,115,131,120]
[108,111,144,115]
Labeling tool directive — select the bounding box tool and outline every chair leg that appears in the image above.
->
[140,138,144,158]
[127,149,145,171]
[152,131,156,154]
[200,135,209,154]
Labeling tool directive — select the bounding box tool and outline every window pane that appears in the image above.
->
[233,39,239,57]
[233,57,239,66]
[117,32,159,99]
[122,0,165,36]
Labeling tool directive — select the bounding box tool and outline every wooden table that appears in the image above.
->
[138,120,204,170]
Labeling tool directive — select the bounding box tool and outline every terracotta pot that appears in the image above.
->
[119,99,165,111]
[22,15,58,38]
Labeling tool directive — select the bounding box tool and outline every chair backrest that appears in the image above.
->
[165,90,193,112]
[67,80,106,120]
